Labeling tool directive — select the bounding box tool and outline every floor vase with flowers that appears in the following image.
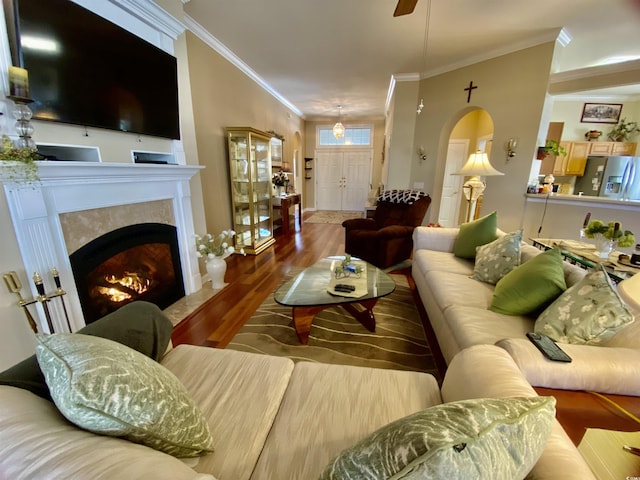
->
[206,256,227,289]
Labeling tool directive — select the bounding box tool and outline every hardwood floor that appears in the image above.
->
[171,212,346,348]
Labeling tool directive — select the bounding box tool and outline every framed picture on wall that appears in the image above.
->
[580,103,623,123]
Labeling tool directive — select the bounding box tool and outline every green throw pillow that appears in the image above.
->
[490,248,567,316]
[472,230,522,284]
[535,264,634,345]
[35,333,213,457]
[453,211,498,259]
[320,396,555,480]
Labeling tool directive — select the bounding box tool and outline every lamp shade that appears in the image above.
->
[453,151,504,177]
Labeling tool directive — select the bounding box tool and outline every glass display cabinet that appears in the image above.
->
[226,127,275,254]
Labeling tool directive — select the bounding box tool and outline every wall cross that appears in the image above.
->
[464,81,477,103]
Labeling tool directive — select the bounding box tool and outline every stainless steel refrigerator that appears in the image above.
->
[574,156,640,200]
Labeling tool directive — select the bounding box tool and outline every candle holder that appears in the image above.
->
[3,269,71,334]
[8,96,36,149]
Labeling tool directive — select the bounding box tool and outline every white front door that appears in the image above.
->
[438,140,469,227]
[316,149,372,211]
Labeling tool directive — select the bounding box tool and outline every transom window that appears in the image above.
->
[317,125,373,146]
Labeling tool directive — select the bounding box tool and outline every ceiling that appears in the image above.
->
[183,0,640,121]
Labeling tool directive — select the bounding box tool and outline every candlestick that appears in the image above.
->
[8,66,29,99]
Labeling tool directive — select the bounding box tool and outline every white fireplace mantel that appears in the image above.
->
[2,161,204,333]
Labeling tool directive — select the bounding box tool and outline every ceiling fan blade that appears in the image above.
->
[393,0,418,17]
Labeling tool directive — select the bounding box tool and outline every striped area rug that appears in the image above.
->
[226,273,440,380]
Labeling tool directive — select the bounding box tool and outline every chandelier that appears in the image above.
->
[333,105,345,139]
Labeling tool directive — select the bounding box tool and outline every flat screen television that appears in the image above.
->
[12,0,180,140]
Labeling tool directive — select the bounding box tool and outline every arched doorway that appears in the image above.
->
[438,109,494,226]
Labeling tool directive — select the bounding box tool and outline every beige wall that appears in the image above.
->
[551,99,640,142]
[403,42,556,230]
[185,32,304,234]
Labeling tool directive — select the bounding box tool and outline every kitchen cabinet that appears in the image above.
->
[588,141,637,156]
[226,127,275,255]
[612,142,637,155]
[552,141,588,176]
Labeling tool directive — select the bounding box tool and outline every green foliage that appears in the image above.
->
[584,219,636,248]
[543,139,567,157]
[607,118,639,142]
[0,135,40,184]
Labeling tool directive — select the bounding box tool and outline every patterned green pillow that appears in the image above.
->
[453,211,498,259]
[535,264,634,345]
[35,334,213,457]
[320,396,555,480]
[472,230,522,284]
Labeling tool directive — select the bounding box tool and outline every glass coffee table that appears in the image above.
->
[274,256,396,344]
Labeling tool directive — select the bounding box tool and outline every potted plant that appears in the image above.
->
[607,118,640,142]
[0,134,41,184]
[542,139,567,157]
[584,219,635,258]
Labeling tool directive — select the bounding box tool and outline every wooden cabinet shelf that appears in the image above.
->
[542,141,637,177]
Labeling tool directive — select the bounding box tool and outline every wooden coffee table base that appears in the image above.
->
[292,298,378,344]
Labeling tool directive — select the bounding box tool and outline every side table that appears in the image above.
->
[273,193,302,235]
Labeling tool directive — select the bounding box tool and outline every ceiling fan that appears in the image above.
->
[393,0,418,17]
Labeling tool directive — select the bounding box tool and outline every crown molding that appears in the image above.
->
[107,0,185,39]
[183,14,304,118]
[550,59,640,84]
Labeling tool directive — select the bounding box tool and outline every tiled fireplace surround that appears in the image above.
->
[3,162,203,333]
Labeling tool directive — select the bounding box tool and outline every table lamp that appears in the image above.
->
[452,150,504,222]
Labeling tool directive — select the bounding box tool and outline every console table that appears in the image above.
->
[273,193,302,235]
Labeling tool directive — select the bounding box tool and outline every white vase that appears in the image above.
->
[593,233,614,259]
[206,256,227,289]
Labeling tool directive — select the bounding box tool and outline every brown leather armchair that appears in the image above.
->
[342,190,431,269]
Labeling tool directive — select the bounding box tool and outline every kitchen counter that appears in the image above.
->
[525,193,640,209]
[522,194,640,245]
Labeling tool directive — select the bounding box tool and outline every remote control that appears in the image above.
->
[526,332,572,363]
[334,284,355,292]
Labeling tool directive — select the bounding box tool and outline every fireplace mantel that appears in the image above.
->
[2,161,204,333]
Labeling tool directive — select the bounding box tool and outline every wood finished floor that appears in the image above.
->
[171,212,348,349]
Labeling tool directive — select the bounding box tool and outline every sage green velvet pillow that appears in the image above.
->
[320,396,555,480]
[490,247,567,316]
[535,264,634,345]
[35,334,213,458]
[453,211,498,259]
[472,230,522,284]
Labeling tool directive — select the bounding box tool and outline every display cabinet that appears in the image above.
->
[226,127,275,254]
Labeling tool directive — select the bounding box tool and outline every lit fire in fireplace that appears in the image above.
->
[98,271,152,303]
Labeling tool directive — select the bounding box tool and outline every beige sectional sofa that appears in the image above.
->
[411,224,640,395]
[0,303,596,479]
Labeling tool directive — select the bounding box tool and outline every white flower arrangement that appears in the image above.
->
[195,230,244,259]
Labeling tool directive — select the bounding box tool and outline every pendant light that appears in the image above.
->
[333,105,345,139]
[416,0,431,115]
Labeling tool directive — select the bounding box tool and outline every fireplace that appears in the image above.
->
[2,162,203,333]
[70,223,185,323]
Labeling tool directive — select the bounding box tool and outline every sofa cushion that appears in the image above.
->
[535,265,634,345]
[445,305,534,352]
[35,334,213,457]
[0,386,213,480]
[425,271,496,311]
[0,301,173,401]
[490,248,566,316]
[414,249,475,276]
[249,362,441,480]
[320,396,555,480]
[161,345,295,480]
[453,211,498,259]
[472,230,522,284]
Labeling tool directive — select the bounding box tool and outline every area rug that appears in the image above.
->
[226,273,440,379]
[305,210,363,224]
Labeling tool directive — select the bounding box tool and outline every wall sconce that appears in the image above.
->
[418,146,427,162]
[506,138,518,160]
